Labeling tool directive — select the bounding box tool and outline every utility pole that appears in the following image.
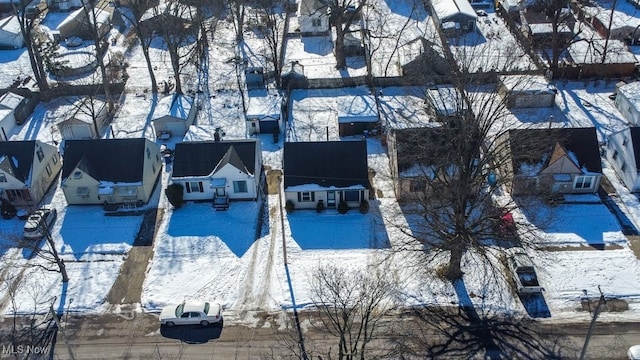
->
[579,286,606,360]
[49,298,76,360]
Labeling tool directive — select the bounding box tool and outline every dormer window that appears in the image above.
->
[74,171,82,179]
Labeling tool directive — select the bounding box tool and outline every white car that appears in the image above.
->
[23,207,57,240]
[159,301,222,327]
[629,345,640,360]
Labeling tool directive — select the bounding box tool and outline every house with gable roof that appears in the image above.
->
[61,138,162,206]
[170,139,262,209]
[429,0,477,34]
[56,97,110,140]
[497,128,602,196]
[0,140,62,207]
[151,94,198,139]
[283,140,370,210]
[606,127,640,192]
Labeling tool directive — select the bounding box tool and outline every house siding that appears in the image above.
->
[284,188,369,210]
[606,128,640,192]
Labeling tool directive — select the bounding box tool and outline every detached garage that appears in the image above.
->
[151,94,197,139]
[246,90,283,135]
[56,98,110,140]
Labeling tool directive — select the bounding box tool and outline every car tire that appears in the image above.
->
[200,320,209,326]
[166,321,175,327]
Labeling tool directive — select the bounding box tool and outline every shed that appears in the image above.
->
[566,39,636,78]
[57,7,113,40]
[336,93,379,137]
[56,98,110,140]
[498,75,557,108]
[430,0,477,33]
[0,16,23,49]
[0,91,26,140]
[246,89,283,135]
[151,94,197,139]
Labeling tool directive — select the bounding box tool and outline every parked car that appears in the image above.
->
[23,207,57,240]
[629,345,640,360]
[159,301,222,327]
[507,251,543,294]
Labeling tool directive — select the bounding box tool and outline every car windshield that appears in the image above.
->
[175,303,184,318]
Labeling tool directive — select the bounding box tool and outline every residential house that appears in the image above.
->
[387,126,480,202]
[0,16,23,49]
[429,0,477,34]
[246,90,283,135]
[297,0,329,35]
[606,127,640,192]
[61,138,162,206]
[498,75,557,108]
[0,91,29,140]
[151,94,198,139]
[497,127,602,196]
[170,139,262,209]
[56,98,110,140]
[283,140,370,210]
[0,140,62,207]
[615,81,640,126]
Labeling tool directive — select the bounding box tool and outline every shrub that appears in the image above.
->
[165,183,184,209]
[285,200,295,213]
[359,200,369,214]
[338,200,349,214]
[316,199,325,213]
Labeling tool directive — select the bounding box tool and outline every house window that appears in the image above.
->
[612,150,618,160]
[46,164,52,176]
[410,179,426,192]
[36,147,44,162]
[312,18,321,27]
[52,154,58,165]
[343,190,361,202]
[146,148,151,159]
[77,187,90,197]
[0,173,5,182]
[233,180,248,193]
[156,154,160,162]
[74,171,82,179]
[186,181,203,193]
[574,176,594,190]
[298,191,315,202]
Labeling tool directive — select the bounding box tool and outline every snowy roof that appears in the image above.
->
[430,0,477,22]
[568,39,637,65]
[427,85,465,117]
[140,2,197,22]
[152,94,194,121]
[246,90,282,118]
[499,75,557,95]
[63,98,107,124]
[0,15,21,35]
[0,91,24,110]
[336,92,378,122]
[58,7,111,30]
[528,23,572,35]
[582,3,640,31]
[617,81,640,102]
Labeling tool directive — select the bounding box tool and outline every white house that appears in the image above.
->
[170,139,262,209]
[56,98,110,140]
[298,0,329,35]
[0,91,26,140]
[616,82,640,126]
[151,94,198,139]
[0,140,62,207]
[0,16,23,49]
[606,127,640,192]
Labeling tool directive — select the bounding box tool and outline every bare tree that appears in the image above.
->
[12,1,51,91]
[534,0,585,72]
[229,0,248,41]
[320,0,367,69]
[253,0,286,87]
[115,0,159,93]
[306,264,395,360]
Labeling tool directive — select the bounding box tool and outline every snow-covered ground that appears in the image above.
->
[0,0,640,331]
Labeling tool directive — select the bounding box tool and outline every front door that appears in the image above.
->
[215,187,225,197]
[327,191,336,207]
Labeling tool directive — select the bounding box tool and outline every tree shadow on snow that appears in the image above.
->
[392,279,571,359]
